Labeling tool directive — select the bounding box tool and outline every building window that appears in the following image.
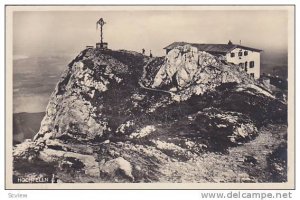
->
[230,53,235,57]
[238,51,243,56]
[245,61,248,67]
[250,61,255,68]
[244,51,248,56]
[250,73,255,78]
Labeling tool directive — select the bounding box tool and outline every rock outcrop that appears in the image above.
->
[142,45,254,101]
[13,45,287,183]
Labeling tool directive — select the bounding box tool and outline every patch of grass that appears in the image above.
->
[267,142,287,182]
[14,158,57,175]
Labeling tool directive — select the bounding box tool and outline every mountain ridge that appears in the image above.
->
[13,45,287,183]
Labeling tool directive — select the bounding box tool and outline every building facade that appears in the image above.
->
[164,42,262,79]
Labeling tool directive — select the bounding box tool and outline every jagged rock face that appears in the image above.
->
[35,49,146,142]
[152,45,221,88]
[13,47,287,183]
[143,45,254,101]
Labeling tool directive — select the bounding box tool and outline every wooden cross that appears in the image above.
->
[96,18,106,44]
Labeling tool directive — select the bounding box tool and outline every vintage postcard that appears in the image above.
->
[5,5,295,189]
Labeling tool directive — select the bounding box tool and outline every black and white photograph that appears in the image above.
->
[5,5,295,189]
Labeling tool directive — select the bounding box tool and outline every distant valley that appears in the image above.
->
[13,112,45,144]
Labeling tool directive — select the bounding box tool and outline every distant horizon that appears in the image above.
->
[13,9,288,58]
[13,41,288,58]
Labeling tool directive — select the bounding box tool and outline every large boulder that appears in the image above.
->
[100,157,133,181]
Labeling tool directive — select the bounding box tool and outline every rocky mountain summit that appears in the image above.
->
[13,45,287,183]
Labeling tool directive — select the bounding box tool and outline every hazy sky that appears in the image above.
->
[13,9,288,57]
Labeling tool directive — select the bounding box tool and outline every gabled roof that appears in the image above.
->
[164,42,262,53]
